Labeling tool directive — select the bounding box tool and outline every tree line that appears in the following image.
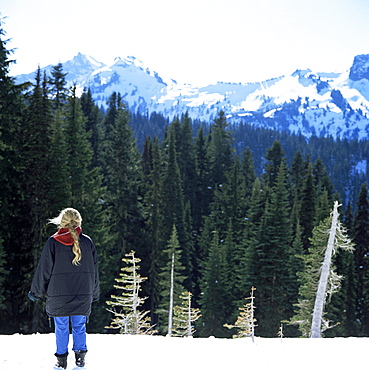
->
[2,23,369,337]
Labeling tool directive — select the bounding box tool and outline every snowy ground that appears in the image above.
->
[0,333,367,369]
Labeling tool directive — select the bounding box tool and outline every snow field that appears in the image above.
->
[0,333,366,370]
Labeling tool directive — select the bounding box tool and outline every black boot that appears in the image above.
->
[75,350,87,367]
[55,352,68,369]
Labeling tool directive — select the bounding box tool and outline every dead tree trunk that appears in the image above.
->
[310,201,340,338]
[167,252,175,336]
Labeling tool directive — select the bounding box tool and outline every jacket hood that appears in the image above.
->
[52,227,82,245]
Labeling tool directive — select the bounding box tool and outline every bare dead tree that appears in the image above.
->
[310,201,354,338]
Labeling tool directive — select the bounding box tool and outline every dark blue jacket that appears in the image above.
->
[30,233,100,317]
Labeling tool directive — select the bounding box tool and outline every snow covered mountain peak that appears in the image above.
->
[62,53,106,84]
[69,52,106,70]
[15,53,369,140]
[112,56,145,71]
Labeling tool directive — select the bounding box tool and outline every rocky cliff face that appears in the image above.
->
[349,54,369,81]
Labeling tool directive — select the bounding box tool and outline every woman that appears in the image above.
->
[28,208,100,369]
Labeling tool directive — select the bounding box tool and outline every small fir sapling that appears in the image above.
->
[106,250,156,334]
[172,291,201,337]
[224,286,257,341]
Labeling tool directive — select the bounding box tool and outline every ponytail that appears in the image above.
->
[70,226,81,265]
[50,208,82,265]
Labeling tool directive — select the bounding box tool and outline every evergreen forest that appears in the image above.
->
[2,23,369,338]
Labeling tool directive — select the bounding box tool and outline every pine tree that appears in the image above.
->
[315,189,331,223]
[0,21,29,333]
[140,135,153,182]
[159,123,187,268]
[193,126,211,232]
[263,140,285,188]
[63,86,107,331]
[20,68,55,332]
[0,237,7,309]
[183,201,195,292]
[325,235,358,337]
[199,231,232,338]
[207,111,234,187]
[200,155,245,263]
[195,124,237,273]
[143,137,163,324]
[64,85,93,206]
[242,178,266,297]
[162,120,196,291]
[290,150,306,202]
[172,291,201,337]
[313,158,335,199]
[100,97,145,325]
[177,113,198,220]
[225,157,247,225]
[49,62,68,109]
[344,201,354,233]
[341,252,358,336]
[220,160,250,303]
[64,87,105,215]
[247,161,298,337]
[158,225,186,335]
[353,183,369,335]
[223,221,239,306]
[22,67,54,212]
[47,90,71,213]
[80,88,103,169]
[300,162,316,251]
[106,251,156,334]
[99,92,122,179]
[102,92,121,142]
[104,100,142,243]
[240,147,256,204]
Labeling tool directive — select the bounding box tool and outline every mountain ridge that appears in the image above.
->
[15,53,369,140]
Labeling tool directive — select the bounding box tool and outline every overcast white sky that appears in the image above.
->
[2,0,369,85]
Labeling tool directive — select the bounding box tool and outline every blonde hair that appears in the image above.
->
[50,208,82,265]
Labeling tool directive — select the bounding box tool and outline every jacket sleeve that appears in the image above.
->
[30,238,55,298]
[92,241,100,302]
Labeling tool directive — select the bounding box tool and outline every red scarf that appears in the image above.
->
[52,227,82,245]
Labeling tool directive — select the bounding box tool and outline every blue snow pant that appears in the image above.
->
[54,315,87,355]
